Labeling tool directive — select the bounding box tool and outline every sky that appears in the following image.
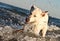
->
[0,0,60,19]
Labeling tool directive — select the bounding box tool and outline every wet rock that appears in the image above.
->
[57,37,60,41]
[0,22,60,41]
[0,36,4,41]
[9,38,17,41]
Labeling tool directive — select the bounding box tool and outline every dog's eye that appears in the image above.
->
[34,15,36,17]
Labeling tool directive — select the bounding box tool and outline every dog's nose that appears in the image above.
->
[25,17,30,23]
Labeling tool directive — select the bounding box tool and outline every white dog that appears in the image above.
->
[24,5,48,37]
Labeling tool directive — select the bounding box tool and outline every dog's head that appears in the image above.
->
[25,5,48,23]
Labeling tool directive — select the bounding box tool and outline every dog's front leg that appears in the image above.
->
[32,26,41,36]
[42,25,48,37]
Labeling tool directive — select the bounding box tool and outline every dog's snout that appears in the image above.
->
[25,17,30,23]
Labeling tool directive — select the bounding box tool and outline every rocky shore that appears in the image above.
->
[0,25,60,41]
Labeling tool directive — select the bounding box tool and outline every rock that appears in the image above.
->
[9,38,17,41]
[0,36,4,41]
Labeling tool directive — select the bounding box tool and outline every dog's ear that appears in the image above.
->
[30,5,39,14]
[30,5,36,13]
[41,11,48,17]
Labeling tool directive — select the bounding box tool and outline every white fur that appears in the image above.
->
[24,5,48,37]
